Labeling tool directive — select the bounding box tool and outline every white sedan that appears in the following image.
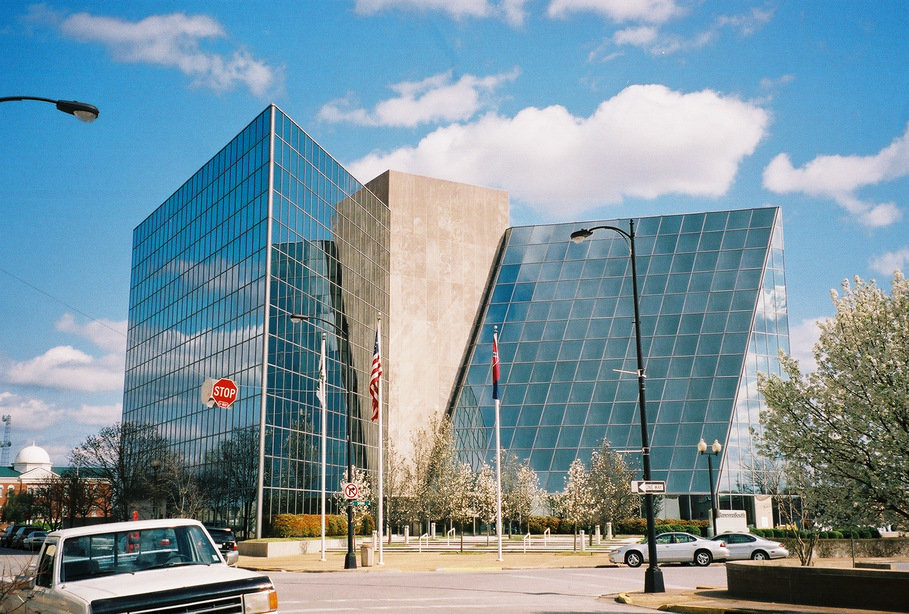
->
[711,532,789,560]
[610,531,730,567]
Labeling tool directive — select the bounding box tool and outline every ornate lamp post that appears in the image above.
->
[570,220,664,593]
[698,438,722,537]
[290,313,357,569]
[0,96,99,122]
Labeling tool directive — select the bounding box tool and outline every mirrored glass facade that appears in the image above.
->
[450,208,788,506]
[123,106,389,536]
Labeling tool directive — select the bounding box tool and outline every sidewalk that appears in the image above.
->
[239,550,907,613]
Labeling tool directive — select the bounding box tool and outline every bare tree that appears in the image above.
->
[203,426,258,537]
[71,421,168,521]
[160,454,208,519]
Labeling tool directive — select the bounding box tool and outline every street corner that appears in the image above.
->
[605,589,735,614]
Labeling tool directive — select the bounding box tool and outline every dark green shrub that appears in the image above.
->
[359,513,375,535]
[615,517,647,535]
[327,514,347,536]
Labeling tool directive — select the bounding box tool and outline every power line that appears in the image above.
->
[0,264,126,338]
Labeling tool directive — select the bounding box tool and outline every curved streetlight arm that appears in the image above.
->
[570,224,631,244]
[289,313,346,338]
[0,96,100,122]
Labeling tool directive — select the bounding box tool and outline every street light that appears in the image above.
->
[0,96,100,122]
[570,220,665,593]
[290,312,357,569]
[698,438,722,537]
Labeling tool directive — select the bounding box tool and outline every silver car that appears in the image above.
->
[711,532,789,560]
[23,530,47,550]
[610,531,730,567]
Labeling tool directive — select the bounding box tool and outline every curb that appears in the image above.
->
[615,591,767,614]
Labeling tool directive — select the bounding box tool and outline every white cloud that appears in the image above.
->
[548,0,683,23]
[0,392,120,458]
[0,391,66,431]
[73,402,123,426]
[319,69,519,127]
[349,84,768,217]
[46,9,279,96]
[4,345,124,392]
[715,7,774,36]
[353,0,682,26]
[606,7,772,57]
[788,317,823,373]
[353,0,494,20]
[613,25,658,46]
[870,248,909,276]
[501,0,532,26]
[55,314,127,356]
[763,122,909,228]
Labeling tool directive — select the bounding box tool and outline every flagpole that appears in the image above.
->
[493,326,503,562]
[319,333,327,562]
[376,316,385,565]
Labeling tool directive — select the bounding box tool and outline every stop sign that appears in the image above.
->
[211,378,238,408]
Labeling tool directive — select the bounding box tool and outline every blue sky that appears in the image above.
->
[1,1,907,463]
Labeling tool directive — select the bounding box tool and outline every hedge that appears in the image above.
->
[521,516,710,537]
[270,513,348,538]
[750,526,881,539]
[268,512,377,538]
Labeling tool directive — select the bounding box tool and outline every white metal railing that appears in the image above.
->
[543,527,550,546]
[418,533,429,552]
[447,527,456,546]
[523,532,531,553]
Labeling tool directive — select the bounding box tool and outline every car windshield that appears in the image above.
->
[60,525,221,582]
[207,529,233,544]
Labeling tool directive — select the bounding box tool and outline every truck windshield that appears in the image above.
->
[61,525,221,582]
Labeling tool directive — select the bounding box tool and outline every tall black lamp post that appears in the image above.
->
[0,96,99,122]
[290,312,357,569]
[698,438,722,537]
[570,220,665,593]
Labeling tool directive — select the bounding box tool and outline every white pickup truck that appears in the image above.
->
[1,518,278,614]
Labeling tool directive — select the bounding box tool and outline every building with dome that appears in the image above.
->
[0,444,108,524]
[1,444,57,515]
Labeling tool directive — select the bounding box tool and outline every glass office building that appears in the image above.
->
[123,106,389,536]
[450,208,788,522]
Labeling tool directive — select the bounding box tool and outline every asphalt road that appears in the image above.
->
[267,565,728,613]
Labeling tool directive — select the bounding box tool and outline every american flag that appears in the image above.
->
[370,328,382,422]
[492,328,500,401]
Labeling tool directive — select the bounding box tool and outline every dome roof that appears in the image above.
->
[13,443,52,468]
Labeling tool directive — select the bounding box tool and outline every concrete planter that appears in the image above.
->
[727,560,909,612]
[239,538,347,557]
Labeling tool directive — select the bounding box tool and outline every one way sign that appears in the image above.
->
[631,480,666,494]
